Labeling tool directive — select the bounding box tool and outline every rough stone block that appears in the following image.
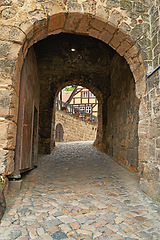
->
[0,148,14,175]
[67,1,82,12]
[119,22,131,33]
[9,180,22,192]
[117,40,132,56]
[0,89,10,117]
[0,72,12,87]
[133,65,145,82]
[0,121,9,149]
[99,30,112,44]
[96,5,109,20]
[139,100,148,121]
[43,2,65,17]
[0,59,16,75]
[7,121,17,150]
[5,150,14,175]
[120,0,132,11]
[135,77,146,99]
[9,27,26,44]
[108,10,123,27]
[110,30,126,49]
[33,27,48,45]
[90,18,106,32]
[0,41,11,58]
[63,13,83,32]
[0,150,7,174]
[20,21,33,36]
[89,28,100,38]
[28,9,46,23]
[138,119,149,134]
[7,43,22,61]
[105,23,117,34]
[126,44,140,59]
[149,119,159,139]
[9,91,19,123]
[75,14,91,34]
[48,13,66,33]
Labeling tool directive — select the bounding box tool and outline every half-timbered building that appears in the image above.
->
[66,86,98,118]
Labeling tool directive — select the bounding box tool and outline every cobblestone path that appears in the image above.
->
[0,142,160,240]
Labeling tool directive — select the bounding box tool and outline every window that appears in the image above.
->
[79,106,85,111]
[79,106,85,115]
[82,91,88,98]
[90,92,95,98]
[86,106,92,114]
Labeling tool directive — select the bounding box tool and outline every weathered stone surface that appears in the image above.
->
[48,13,66,33]
[120,0,132,11]
[0,183,6,221]
[54,110,97,144]
[2,7,16,20]
[1,142,160,238]
[0,0,159,202]
[63,13,83,32]
[108,10,123,26]
[104,53,140,171]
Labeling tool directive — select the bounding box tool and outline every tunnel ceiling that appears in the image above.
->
[33,33,135,153]
[34,33,118,97]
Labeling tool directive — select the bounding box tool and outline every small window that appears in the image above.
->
[79,106,85,111]
[79,106,85,114]
[90,92,95,98]
[86,106,92,114]
[82,91,88,98]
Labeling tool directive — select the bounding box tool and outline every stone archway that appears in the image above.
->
[6,14,147,175]
[0,6,159,198]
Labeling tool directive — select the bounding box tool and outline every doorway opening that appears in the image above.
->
[55,123,64,142]
[54,85,99,144]
[14,31,139,177]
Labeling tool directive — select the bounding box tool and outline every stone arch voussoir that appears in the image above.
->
[17,12,147,99]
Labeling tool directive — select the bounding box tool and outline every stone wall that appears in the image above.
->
[0,0,159,199]
[139,67,160,200]
[104,54,140,172]
[54,110,97,143]
[150,1,160,69]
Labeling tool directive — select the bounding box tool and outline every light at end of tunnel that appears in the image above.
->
[71,48,76,52]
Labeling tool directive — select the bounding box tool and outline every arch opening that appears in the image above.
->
[14,31,140,176]
[52,85,99,146]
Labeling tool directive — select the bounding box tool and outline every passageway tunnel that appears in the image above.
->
[15,33,140,175]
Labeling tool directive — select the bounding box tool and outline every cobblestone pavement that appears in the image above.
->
[0,141,160,240]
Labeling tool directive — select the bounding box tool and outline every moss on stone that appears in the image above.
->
[120,0,132,11]
[138,38,151,49]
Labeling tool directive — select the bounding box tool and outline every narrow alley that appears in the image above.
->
[0,142,160,240]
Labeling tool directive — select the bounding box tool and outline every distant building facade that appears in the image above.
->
[67,86,98,118]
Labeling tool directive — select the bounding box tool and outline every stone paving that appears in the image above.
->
[0,141,160,240]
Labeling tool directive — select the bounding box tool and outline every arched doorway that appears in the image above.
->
[3,10,157,198]
[55,123,64,142]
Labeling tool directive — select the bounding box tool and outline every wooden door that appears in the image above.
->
[56,123,64,142]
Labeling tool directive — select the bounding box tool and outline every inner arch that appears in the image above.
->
[32,33,139,172]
